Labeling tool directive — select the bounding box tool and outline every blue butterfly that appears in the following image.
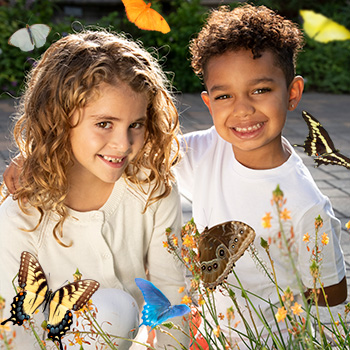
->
[135,278,190,328]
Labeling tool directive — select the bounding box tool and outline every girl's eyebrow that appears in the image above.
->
[90,115,148,123]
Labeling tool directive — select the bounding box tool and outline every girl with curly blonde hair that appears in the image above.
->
[0,30,188,349]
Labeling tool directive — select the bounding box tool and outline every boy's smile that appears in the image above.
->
[201,49,303,169]
[67,82,147,210]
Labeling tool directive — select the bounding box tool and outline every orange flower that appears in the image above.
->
[181,295,192,305]
[262,212,272,228]
[275,307,287,322]
[178,286,185,293]
[183,234,196,249]
[321,232,329,246]
[172,234,178,247]
[291,302,303,316]
[346,220,350,230]
[163,241,168,248]
[0,320,11,333]
[303,233,310,243]
[280,208,291,221]
[218,313,225,320]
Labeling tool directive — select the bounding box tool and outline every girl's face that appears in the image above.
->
[69,82,147,189]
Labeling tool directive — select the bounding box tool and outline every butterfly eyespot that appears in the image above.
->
[219,249,225,257]
[239,229,244,234]
[231,245,235,249]
[234,238,238,242]
[213,263,218,270]
[201,265,206,271]
[207,266,213,272]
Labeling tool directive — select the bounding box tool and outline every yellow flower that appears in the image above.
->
[302,233,310,243]
[163,241,168,248]
[262,212,272,229]
[280,208,291,221]
[178,286,185,293]
[198,294,205,306]
[291,302,303,316]
[213,325,221,337]
[321,232,329,245]
[346,220,350,230]
[181,295,192,305]
[172,235,178,247]
[275,307,287,322]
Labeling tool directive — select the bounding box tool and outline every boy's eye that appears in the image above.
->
[214,94,231,100]
[253,88,271,95]
[97,121,112,129]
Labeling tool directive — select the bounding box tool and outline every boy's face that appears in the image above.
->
[201,49,303,169]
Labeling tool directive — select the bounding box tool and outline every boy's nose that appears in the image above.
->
[233,97,255,118]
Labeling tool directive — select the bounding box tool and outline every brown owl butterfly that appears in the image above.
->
[198,221,256,289]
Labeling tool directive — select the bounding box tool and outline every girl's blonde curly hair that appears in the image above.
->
[6,29,180,246]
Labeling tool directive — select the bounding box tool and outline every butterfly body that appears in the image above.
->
[8,24,51,51]
[1,252,99,350]
[122,0,170,33]
[295,111,350,169]
[135,278,190,328]
[198,221,256,289]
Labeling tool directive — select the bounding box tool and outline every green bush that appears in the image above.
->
[0,0,349,96]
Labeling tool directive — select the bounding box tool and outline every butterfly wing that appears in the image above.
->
[199,221,256,289]
[8,27,35,52]
[296,111,350,169]
[1,251,49,326]
[29,24,51,48]
[46,279,99,348]
[122,0,170,34]
[300,10,350,43]
[135,278,174,327]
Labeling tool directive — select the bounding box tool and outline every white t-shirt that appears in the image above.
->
[174,126,345,346]
[0,178,188,349]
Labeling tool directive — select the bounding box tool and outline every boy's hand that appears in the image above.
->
[3,158,22,193]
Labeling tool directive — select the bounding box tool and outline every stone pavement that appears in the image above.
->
[0,92,349,320]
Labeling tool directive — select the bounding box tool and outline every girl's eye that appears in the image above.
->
[129,122,144,129]
[253,88,271,95]
[97,121,112,129]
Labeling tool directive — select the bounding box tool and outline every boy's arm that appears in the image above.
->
[305,275,347,306]
[3,156,22,193]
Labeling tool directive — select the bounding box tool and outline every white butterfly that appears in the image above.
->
[8,24,51,52]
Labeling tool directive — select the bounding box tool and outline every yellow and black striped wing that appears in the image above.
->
[295,111,350,169]
[46,279,100,347]
[1,251,48,326]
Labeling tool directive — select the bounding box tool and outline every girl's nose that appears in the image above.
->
[109,129,132,153]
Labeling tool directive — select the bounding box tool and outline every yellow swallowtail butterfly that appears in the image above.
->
[295,111,350,169]
[1,251,100,350]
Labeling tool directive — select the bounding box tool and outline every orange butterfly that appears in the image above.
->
[122,0,170,34]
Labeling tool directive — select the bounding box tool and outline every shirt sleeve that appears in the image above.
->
[296,198,346,289]
[146,182,190,349]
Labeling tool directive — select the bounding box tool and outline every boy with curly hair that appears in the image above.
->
[175,4,346,347]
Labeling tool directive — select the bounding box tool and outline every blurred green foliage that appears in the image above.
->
[0,0,349,97]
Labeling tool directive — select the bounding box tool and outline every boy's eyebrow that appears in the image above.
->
[208,77,275,94]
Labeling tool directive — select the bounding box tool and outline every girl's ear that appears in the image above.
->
[201,91,212,115]
[288,76,304,111]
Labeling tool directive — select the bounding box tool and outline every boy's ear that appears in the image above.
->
[201,91,212,114]
[288,76,304,111]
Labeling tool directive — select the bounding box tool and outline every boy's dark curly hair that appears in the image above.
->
[190,4,304,86]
